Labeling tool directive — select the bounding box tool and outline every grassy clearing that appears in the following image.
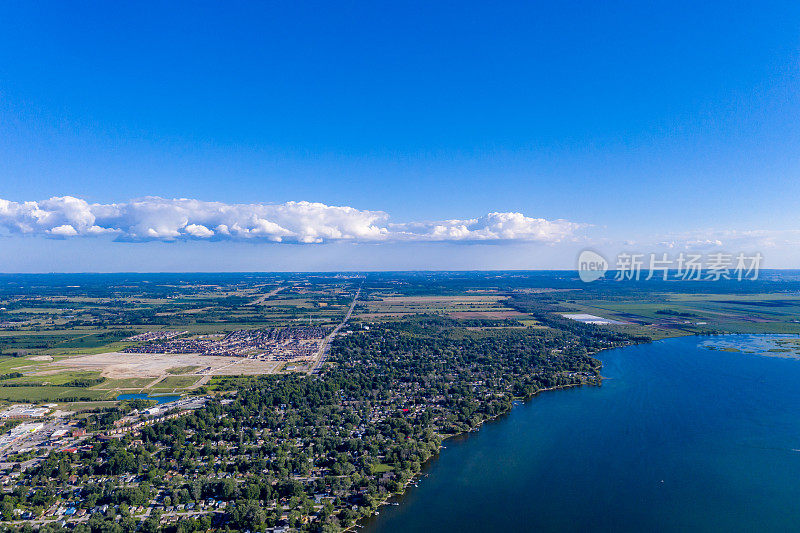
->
[156,375,200,389]
[166,366,201,375]
[147,388,183,396]
[59,400,118,411]
[93,377,155,389]
[48,341,135,356]
[0,386,108,402]
[7,370,103,385]
[50,331,131,350]
[0,357,40,373]
[370,463,393,474]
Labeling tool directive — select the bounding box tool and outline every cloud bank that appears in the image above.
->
[652,229,800,251]
[0,196,583,245]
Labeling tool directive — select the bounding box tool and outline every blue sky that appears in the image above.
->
[1,1,799,271]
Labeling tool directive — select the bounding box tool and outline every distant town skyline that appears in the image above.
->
[2,2,799,271]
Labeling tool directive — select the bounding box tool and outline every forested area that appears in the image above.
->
[0,316,641,532]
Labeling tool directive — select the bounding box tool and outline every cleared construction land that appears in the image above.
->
[46,351,281,378]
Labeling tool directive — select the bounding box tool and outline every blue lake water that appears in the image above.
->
[116,393,180,404]
[363,335,800,532]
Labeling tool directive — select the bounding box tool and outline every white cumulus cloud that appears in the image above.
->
[392,212,583,243]
[652,229,800,251]
[0,196,584,245]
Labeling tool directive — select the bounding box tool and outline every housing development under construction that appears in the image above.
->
[122,326,329,362]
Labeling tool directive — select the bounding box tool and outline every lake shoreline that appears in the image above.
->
[361,333,800,533]
[349,345,621,531]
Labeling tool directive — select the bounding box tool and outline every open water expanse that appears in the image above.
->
[363,335,800,532]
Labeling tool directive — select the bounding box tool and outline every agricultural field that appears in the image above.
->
[0,273,364,407]
[510,274,800,340]
[356,293,526,320]
[548,293,800,339]
[1,271,800,410]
